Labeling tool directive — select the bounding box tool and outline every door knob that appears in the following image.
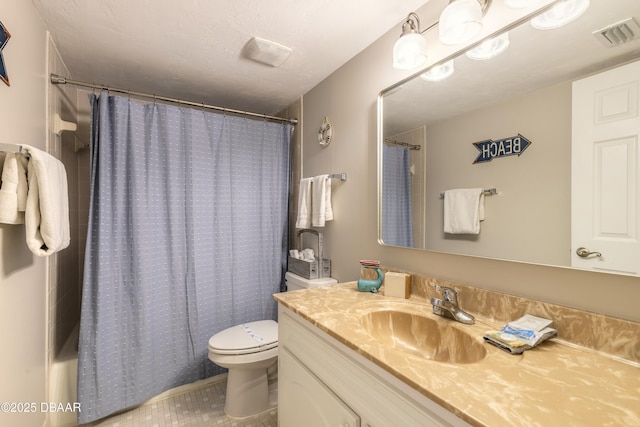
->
[576,247,602,258]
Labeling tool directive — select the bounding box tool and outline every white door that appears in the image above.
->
[572,59,640,275]
[279,348,360,427]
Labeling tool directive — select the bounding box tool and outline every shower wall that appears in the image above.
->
[46,34,89,368]
[278,98,303,252]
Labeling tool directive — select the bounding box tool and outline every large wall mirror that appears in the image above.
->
[378,0,640,276]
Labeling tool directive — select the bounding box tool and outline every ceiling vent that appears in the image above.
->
[243,37,292,67]
[593,17,640,47]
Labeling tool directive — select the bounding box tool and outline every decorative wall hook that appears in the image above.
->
[318,116,333,147]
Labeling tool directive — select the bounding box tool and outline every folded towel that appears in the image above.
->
[296,177,313,228]
[0,153,28,224]
[443,188,485,234]
[311,174,333,227]
[23,145,70,256]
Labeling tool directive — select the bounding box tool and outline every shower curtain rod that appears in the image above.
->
[384,138,421,150]
[49,74,298,125]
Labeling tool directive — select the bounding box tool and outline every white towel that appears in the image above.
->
[23,145,70,256]
[311,174,333,227]
[443,188,485,234]
[296,177,313,229]
[0,153,28,224]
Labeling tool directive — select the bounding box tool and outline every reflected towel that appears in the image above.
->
[23,145,70,256]
[0,153,28,224]
[312,174,333,227]
[443,188,485,234]
[296,177,313,228]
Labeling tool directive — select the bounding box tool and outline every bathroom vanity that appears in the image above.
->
[274,279,640,426]
[278,305,468,427]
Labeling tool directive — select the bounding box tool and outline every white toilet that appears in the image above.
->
[285,271,337,291]
[208,320,279,418]
[208,272,337,418]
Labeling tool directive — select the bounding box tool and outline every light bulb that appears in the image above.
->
[439,0,483,45]
[420,60,455,81]
[531,0,590,30]
[466,32,510,60]
[393,33,429,70]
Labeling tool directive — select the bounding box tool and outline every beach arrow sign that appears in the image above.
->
[473,133,532,164]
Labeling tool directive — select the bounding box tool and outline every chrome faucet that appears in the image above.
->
[430,285,475,324]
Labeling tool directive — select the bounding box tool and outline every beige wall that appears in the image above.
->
[301,1,640,322]
[425,82,571,265]
[0,2,48,426]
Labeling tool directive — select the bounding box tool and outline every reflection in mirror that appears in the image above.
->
[379,0,640,276]
[382,135,424,248]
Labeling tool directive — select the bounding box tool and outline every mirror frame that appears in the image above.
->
[376,0,640,276]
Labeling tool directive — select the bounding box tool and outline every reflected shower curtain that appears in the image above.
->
[382,145,413,247]
[78,92,291,423]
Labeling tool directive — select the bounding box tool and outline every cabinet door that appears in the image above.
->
[279,348,360,427]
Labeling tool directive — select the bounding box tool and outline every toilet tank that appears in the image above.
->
[285,272,337,291]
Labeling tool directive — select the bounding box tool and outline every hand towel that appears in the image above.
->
[23,145,70,256]
[296,177,313,228]
[0,153,28,224]
[311,174,333,227]
[443,188,485,234]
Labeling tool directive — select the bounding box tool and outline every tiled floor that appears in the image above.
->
[84,378,277,427]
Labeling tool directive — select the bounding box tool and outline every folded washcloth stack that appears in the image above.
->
[289,248,315,262]
[359,259,380,268]
[484,314,558,354]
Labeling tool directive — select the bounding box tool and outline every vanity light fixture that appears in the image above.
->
[393,0,492,70]
[420,60,455,82]
[439,0,490,46]
[531,0,590,30]
[466,32,510,60]
[392,13,429,70]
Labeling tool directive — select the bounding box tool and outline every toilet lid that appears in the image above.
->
[209,320,278,355]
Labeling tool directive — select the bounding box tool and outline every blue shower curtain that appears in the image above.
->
[382,145,413,247]
[77,92,291,423]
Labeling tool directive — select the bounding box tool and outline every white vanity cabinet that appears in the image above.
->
[278,306,472,427]
[280,348,360,427]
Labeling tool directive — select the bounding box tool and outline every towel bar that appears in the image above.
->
[439,188,497,199]
[328,173,347,181]
[0,143,29,156]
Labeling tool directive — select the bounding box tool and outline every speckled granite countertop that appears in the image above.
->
[274,282,640,427]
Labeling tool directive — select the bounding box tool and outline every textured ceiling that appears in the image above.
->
[32,0,430,116]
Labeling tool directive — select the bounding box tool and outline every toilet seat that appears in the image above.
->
[209,320,278,355]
